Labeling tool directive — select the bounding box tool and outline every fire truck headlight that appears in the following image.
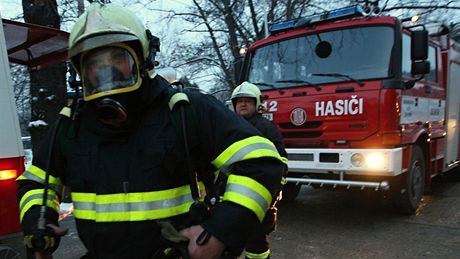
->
[351,153,365,167]
[365,153,385,170]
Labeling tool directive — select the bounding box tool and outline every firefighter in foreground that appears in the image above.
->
[16,3,285,259]
[231,82,287,259]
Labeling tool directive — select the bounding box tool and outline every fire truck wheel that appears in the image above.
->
[395,145,425,214]
[0,244,20,259]
[281,183,301,203]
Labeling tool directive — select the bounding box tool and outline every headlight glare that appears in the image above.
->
[365,152,385,169]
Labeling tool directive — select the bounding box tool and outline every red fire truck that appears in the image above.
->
[0,14,68,255]
[238,4,460,213]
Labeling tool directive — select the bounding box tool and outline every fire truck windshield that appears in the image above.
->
[247,26,394,89]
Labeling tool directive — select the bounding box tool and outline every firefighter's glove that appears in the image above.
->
[24,224,68,253]
[261,206,278,234]
[158,220,189,244]
[188,201,211,225]
[155,220,190,259]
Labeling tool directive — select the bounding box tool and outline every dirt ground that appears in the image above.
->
[269,170,460,259]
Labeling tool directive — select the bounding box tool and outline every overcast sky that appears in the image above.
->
[0,0,190,30]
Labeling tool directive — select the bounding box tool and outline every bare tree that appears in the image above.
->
[162,0,323,97]
[156,0,460,98]
[381,0,460,41]
[11,65,31,135]
[22,0,68,153]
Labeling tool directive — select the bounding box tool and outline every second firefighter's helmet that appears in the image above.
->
[231,81,262,111]
[68,2,157,101]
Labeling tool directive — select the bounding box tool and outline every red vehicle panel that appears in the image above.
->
[0,17,69,237]
[0,157,24,235]
[239,5,460,213]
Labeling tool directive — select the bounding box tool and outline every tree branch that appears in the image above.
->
[385,5,460,12]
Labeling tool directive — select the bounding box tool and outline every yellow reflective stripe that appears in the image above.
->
[212,136,284,170]
[224,192,265,222]
[281,177,287,185]
[281,156,288,164]
[71,183,205,222]
[223,175,272,222]
[16,165,63,195]
[73,202,192,222]
[19,189,60,222]
[245,249,271,259]
[198,181,207,201]
[280,156,288,186]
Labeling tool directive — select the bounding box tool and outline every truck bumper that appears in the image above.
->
[286,176,391,190]
[286,147,404,190]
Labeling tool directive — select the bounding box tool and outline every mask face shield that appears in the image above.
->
[80,43,141,101]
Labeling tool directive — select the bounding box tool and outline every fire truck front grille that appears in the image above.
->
[282,131,322,139]
[319,153,340,163]
[288,153,313,161]
[279,121,322,129]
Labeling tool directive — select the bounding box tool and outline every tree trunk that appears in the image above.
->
[22,0,67,154]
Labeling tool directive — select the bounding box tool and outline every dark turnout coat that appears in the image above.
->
[17,76,285,258]
[247,114,287,158]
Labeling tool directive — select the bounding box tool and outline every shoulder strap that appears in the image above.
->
[167,85,201,200]
[168,89,190,110]
[56,106,77,156]
[168,87,199,145]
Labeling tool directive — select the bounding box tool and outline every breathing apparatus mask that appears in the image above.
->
[80,43,142,127]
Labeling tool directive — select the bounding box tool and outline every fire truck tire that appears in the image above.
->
[281,183,301,203]
[0,244,20,259]
[395,145,425,214]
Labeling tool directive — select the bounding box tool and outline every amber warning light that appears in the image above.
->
[0,169,17,180]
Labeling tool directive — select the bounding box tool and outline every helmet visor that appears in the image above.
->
[80,44,140,101]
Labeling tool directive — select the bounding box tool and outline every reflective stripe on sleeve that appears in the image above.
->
[222,174,272,222]
[212,136,286,172]
[19,189,60,222]
[281,177,287,185]
[71,183,204,222]
[245,249,271,259]
[281,156,288,164]
[16,165,63,195]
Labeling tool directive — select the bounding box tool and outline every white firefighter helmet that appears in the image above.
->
[68,3,156,101]
[231,81,262,111]
[156,67,178,84]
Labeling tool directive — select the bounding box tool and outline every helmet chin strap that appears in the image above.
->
[95,97,128,127]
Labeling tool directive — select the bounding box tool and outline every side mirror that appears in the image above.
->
[225,100,234,111]
[411,30,428,61]
[411,60,430,75]
[410,30,429,77]
[405,60,431,90]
